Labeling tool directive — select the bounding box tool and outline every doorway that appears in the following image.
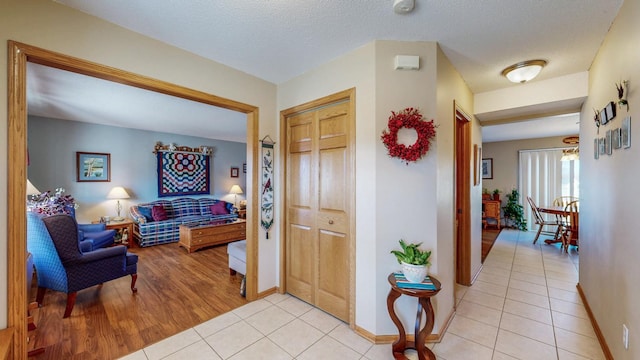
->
[455,103,473,285]
[279,89,355,324]
[8,41,260,358]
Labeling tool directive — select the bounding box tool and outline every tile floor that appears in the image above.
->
[120,229,604,360]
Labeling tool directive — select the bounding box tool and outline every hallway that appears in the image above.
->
[448,229,602,359]
[120,229,603,359]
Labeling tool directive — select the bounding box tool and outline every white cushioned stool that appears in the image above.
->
[227,240,246,276]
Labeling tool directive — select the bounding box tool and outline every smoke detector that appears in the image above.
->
[393,0,415,14]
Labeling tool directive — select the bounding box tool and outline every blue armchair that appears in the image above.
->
[27,212,138,318]
[77,222,115,250]
[65,205,115,250]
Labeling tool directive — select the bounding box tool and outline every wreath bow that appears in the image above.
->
[381,108,436,164]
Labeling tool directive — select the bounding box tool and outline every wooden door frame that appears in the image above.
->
[7,41,260,358]
[278,88,356,326]
[454,101,473,285]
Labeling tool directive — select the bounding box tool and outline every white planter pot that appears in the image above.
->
[401,262,428,283]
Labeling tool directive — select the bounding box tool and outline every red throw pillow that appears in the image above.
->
[152,205,168,221]
[210,201,229,215]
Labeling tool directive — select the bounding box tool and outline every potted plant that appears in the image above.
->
[390,239,432,283]
[492,188,501,201]
[502,189,527,231]
[482,188,491,200]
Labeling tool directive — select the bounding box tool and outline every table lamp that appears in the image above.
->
[229,184,243,211]
[107,186,130,221]
[26,179,41,211]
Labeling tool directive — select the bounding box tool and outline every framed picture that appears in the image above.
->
[599,137,605,155]
[473,145,482,185]
[612,128,622,150]
[606,130,612,155]
[600,108,608,125]
[594,138,599,160]
[230,167,239,178]
[622,116,631,148]
[605,101,616,122]
[77,152,110,182]
[482,158,493,179]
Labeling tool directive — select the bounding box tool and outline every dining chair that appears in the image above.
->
[560,200,579,253]
[526,196,562,244]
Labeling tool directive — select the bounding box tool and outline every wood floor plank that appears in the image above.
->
[28,242,248,359]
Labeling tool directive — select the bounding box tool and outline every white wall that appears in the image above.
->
[279,40,475,337]
[28,116,247,223]
[436,45,482,286]
[0,0,278,327]
[580,0,640,358]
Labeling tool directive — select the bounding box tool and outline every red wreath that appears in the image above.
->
[381,107,436,164]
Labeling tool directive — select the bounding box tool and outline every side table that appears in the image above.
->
[387,273,442,360]
[93,219,135,248]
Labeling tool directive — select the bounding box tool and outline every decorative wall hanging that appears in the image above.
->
[153,141,212,197]
[622,116,631,148]
[616,80,629,111]
[381,107,436,164]
[260,135,275,239]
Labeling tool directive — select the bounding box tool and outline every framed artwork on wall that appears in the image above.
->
[622,116,631,148]
[482,158,493,180]
[76,152,110,182]
[231,167,239,178]
[473,144,481,185]
[612,128,622,150]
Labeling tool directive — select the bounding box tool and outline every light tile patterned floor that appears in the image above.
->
[120,229,604,360]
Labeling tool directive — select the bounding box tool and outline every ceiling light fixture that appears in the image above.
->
[501,59,547,83]
[393,0,415,14]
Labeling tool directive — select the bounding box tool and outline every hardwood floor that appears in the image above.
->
[28,243,248,360]
[482,227,501,262]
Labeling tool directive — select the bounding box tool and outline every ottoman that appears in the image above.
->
[227,240,246,276]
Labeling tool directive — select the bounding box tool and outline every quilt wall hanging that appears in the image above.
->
[260,136,275,239]
[154,142,214,197]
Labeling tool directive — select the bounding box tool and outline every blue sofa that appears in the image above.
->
[129,198,237,247]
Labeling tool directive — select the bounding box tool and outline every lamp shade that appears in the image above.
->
[26,179,41,196]
[229,185,243,195]
[501,60,547,83]
[106,186,130,199]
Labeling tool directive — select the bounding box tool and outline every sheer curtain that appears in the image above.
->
[519,148,576,231]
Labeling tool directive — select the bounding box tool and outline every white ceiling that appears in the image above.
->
[481,113,580,143]
[29,0,623,141]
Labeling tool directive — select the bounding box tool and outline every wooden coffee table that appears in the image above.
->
[178,219,246,253]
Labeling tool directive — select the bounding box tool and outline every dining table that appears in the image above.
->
[537,205,577,246]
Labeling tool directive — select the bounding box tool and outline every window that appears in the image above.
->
[519,148,579,231]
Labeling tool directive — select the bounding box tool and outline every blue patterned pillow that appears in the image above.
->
[138,207,154,222]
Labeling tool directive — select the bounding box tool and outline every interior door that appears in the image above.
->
[285,100,351,322]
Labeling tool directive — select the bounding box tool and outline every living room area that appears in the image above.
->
[26,107,250,358]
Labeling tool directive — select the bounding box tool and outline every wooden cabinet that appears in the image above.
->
[179,220,246,253]
[482,200,501,229]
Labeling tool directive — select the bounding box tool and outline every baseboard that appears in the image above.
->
[470,264,483,285]
[256,286,278,299]
[354,306,456,345]
[576,283,613,360]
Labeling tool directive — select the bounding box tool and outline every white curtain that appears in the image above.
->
[519,149,564,231]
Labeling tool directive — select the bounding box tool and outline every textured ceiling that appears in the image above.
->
[55,0,623,92]
[31,0,623,141]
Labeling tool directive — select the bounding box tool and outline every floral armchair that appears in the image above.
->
[27,212,138,318]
